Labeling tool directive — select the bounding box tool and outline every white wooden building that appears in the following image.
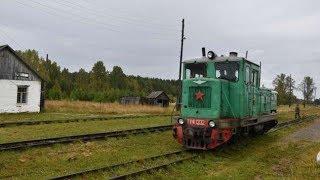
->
[0,45,44,113]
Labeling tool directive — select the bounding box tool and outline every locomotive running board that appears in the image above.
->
[241,114,277,127]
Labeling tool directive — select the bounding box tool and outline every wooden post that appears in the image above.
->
[178,19,185,82]
[177,19,185,110]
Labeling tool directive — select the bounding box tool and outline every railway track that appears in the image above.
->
[3,116,318,179]
[49,116,318,179]
[0,114,170,128]
[50,150,196,180]
[0,125,172,151]
[269,115,319,133]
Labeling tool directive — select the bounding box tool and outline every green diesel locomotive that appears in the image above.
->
[173,49,277,150]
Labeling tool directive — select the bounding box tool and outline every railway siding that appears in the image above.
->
[0,125,172,151]
[0,114,171,128]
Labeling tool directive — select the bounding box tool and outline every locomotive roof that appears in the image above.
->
[183,56,260,67]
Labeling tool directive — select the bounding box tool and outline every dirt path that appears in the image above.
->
[286,119,320,142]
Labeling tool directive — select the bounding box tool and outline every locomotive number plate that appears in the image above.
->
[188,119,207,126]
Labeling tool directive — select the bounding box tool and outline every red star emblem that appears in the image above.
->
[195,91,205,101]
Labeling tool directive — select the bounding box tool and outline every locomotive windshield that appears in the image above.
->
[185,63,207,79]
[215,61,239,82]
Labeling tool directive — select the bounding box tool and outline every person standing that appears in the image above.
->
[295,103,301,120]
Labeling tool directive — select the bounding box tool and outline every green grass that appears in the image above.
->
[277,105,320,122]
[141,120,320,179]
[1,105,320,179]
[0,112,98,122]
[0,112,165,123]
[0,131,182,179]
[0,116,172,143]
[0,118,319,179]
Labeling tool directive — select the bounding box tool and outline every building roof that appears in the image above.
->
[0,44,44,81]
[146,91,168,99]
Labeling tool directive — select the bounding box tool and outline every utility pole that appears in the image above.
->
[177,18,185,109]
[245,51,248,59]
[46,54,49,61]
[178,18,185,82]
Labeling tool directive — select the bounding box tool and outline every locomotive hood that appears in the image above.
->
[180,78,221,120]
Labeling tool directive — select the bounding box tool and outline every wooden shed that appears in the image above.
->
[146,91,169,107]
[0,45,45,113]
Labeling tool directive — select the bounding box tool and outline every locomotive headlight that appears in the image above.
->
[178,118,184,125]
[209,121,216,127]
[207,51,215,59]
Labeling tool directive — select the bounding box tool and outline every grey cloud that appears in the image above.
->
[0,0,319,98]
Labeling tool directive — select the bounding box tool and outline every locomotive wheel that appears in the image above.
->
[229,128,241,144]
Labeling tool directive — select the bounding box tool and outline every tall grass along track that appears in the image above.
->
[0,114,170,128]
[0,125,172,151]
[50,150,196,180]
[268,115,319,133]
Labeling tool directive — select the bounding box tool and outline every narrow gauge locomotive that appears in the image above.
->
[173,49,277,150]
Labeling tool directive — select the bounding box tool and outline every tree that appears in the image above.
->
[74,68,90,91]
[272,74,287,105]
[15,49,180,103]
[285,75,295,106]
[299,76,316,106]
[48,81,62,100]
[90,61,108,91]
[60,68,73,97]
[109,66,127,89]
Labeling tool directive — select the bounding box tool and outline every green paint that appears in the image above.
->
[180,57,277,124]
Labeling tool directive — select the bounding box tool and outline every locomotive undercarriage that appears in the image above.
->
[173,115,277,150]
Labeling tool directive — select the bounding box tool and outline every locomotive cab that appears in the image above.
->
[173,50,277,150]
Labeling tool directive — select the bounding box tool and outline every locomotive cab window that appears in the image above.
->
[245,66,250,83]
[215,61,239,82]
[185,63,207,79]
[252,70,260,87]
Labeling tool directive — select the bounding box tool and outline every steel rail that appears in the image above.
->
[109,155,196,180]
[50,150,192,180]
[269,115,319,133]
[0,114,171,128]
[5,116,319,179]
[44,116,319,179]
[0,125,172,151]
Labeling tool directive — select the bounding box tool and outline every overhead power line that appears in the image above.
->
[56,0,179,32]
[13,0,177,39]
[15,0,123,33]
[0,27,24,49]
[79,0,179,28]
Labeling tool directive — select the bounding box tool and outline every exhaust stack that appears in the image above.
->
[202,47,206,57]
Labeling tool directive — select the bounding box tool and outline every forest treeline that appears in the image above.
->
[16,49,317,105]
[16,49,179,102]
[272,73,317,106]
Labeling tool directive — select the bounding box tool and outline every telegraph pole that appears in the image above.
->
[177,18,185,109]
[178,18,185,82]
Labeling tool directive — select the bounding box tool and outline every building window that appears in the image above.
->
[17,86,28,104]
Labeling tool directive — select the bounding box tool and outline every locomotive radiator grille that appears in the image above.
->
[188,86,211,108]
[183,127,211,149]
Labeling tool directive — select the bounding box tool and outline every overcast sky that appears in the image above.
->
[0,0,319,98]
